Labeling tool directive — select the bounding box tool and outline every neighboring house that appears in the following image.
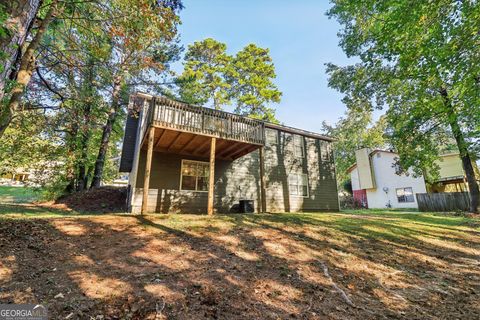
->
[1,171,30,183]
[0,162,61,186]
[348,148,480,209]
[1,168,37,185]
[428,153,480,193]
[348,149,427,209]
[119,93,339,214]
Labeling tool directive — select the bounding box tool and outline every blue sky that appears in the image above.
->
[173,0,356,133]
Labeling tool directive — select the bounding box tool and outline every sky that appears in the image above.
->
[172,0,356,133]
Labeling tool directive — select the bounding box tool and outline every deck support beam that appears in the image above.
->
[207,137,216,215]
[259,147,266,213]
[142,126,155,214]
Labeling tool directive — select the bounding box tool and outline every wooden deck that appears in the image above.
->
[130,93,268,214]
[134,95,265,161]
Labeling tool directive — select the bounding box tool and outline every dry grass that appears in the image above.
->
[0,207,479,319]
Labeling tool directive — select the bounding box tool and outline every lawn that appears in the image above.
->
[0,206,479,319]
[0,185,39,203]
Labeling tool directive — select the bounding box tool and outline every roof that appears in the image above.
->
[133,92,334,142]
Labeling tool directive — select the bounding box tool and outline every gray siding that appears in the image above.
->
[130,127,339,213]
[133,152,261,213]
[262,129,339,212]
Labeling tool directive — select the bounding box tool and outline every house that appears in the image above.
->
[428,153,480,193]
[348,149,427,209]
[1,167,47,186]
[1,171,30,183]
[347,148,480,209]
[119,93,339,214]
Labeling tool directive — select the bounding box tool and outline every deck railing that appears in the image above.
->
[142,96,265,145]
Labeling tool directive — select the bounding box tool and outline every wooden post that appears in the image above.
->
[142,126,155,214]
[207,137,216,215]
[259,147,266,213]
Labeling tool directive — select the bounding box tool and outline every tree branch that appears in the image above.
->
[36,67,65,101]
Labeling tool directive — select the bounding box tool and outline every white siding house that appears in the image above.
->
[349,149,427,209]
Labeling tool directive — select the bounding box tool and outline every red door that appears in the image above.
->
[353,189,368,208]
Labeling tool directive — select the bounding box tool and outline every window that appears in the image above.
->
[289,173,309,197]
[266,129,278,145]
[293,135,305,158]
[321,141,330,161]
[396,187,414,203]
[180,160,209,192]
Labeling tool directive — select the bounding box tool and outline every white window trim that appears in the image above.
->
[179,159,209,192]
[293,135,305,158]
[288,173,309,198]
[396,187,415,203]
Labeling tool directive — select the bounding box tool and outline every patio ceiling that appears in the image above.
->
[141,127,261,161]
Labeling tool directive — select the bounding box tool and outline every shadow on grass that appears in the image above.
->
[0,204,110,218]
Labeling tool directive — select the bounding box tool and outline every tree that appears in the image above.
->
[322,109,387,187]
[177,38,232,109]
[0,110,63,189]
[12,0,183,193]
[176,41,282,121]
[90,0,182,188]
[0,0,60,138]
[30,0,120,192]
[229,44,281,122]
[0,0,41,98]
[0,0,183,197]
[327,0,480,212]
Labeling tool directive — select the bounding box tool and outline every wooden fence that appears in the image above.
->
[416,192,471,212]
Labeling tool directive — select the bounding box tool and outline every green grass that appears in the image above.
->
[0,186,40,203]
[1,205,476,240]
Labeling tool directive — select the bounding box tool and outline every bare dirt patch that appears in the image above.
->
[0,212,479,319]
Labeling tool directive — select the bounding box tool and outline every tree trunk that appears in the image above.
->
[441,88,479,213]
[0,0,58,139]
[76,60,95,191]
[0,0,41,97]
[84,166,93,189]
[77,144,88,192]
[77,121,91,191]
[90,78,122,188]
[65,123,79,194]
